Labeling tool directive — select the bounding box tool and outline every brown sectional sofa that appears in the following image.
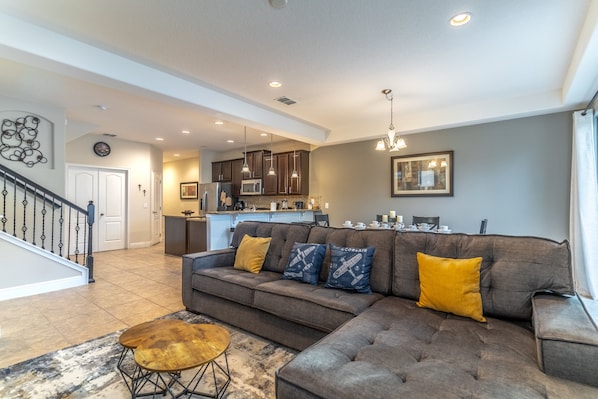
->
[182,221,598,398]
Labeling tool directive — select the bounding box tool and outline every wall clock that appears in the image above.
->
[93,141,111,157]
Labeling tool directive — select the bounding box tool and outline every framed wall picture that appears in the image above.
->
[391,151,453,197]
[180,182,198,199]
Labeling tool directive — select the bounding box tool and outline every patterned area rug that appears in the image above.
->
[0,311,297,399]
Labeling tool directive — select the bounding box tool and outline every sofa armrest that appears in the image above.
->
[532,293,598,387]
[182,248,236,307]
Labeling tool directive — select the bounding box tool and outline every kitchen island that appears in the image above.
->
[164,216,207,255]
[206,209,318,250]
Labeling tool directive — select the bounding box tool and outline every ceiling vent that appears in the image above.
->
[275,96,297,106]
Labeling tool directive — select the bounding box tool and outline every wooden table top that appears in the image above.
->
[119,319,187,349]
[133,322,230,373]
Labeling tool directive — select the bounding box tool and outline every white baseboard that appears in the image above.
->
[128,241,152,249]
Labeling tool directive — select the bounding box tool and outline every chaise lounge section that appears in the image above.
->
[182,221,598,398]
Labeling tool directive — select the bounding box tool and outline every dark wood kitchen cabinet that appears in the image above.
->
[275,150,309,195]
[263,153,278,195]
[212,160,232,182]
[241,150,268,179]
[164,216,207,255]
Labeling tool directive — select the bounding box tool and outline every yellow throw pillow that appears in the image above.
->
[234,235,272,273]
[416,252,486,322]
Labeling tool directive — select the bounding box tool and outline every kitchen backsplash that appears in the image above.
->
[239,195,320,210]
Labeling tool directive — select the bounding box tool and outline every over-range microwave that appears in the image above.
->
[240,179,262,195]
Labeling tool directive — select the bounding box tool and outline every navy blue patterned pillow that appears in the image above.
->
[325,244,375,293]
[283,242,327,285]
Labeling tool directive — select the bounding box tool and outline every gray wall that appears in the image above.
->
[310,112,571,241]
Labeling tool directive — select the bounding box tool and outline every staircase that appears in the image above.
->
[0,163,94,301]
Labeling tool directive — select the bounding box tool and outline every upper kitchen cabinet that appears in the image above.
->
[212,160,232,182]
[241,150,268,179]
[276,150,309,195]
[263,153,278,195]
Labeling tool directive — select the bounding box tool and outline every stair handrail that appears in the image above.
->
[0,162,95,282]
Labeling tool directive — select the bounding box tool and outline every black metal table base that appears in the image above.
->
[144,352,231,399]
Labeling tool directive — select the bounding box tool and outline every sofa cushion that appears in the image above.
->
[234,234,272,273]
[276,296,597,399]
[325,244,375,293]
[306,227,394,295]
[254,279,383,332]
[232,222,311,273]
[192,266,281,306]
[283,242,327,285]
[416,252,486,322]
[393,232,574,320]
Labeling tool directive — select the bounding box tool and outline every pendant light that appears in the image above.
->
[291,149,298,178]
[375,89,407,152]
[268,133,276,176]
[241,127,250,173]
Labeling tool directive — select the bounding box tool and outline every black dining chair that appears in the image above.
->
[314,214,330,227]
[479,219,488,234]
[412,216,440,230]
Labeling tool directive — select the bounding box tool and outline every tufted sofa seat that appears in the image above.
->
[182,221,598,398]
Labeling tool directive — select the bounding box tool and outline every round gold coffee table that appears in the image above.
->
[134,322,231,398]
[118,319,189,396]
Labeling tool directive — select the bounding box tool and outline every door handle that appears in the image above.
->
[100,213,105,216]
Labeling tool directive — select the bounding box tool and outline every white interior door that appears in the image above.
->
[98,170,126,251]
[67,166,127,252]
[151,171,162,245]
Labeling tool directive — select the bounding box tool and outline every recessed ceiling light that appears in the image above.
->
[260,133,268,137]
[450,12,471,27]
[155,137,164,141]
[173,153,180,157]
[96,104,108,111]
[215,120,224,125]
[227,139,234,143]
[181,130,190,134]
[269,81,282,88]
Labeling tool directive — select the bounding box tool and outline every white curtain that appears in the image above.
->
[570,110,598,298]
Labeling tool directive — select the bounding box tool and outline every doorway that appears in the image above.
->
[67,166,127,252]
[151,171,162,245]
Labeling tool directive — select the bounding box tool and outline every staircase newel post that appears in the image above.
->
[86,201,95,283]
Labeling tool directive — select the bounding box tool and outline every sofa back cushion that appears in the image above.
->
[306,227,394,295]
[232,221,311,273]
[393,232,574,321]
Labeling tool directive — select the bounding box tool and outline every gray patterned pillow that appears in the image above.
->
[325,244,375,293]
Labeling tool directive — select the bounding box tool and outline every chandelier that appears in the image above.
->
[375,89,406,152]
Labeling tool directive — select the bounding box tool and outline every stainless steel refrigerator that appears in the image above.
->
[199,182,234,215]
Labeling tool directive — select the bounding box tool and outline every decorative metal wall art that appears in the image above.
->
[1,115,48,167]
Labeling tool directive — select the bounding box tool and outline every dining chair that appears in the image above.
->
[412,216,440,230]
[479,219,488,234]
[314,214,330,227]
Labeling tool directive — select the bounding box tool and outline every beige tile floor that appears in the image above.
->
[0,243,184,369]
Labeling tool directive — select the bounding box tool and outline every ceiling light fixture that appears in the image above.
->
[215,120,224,125]
[241,127,250,174]
[269,81,282,88]
[155,137,164,141]
[375,89,406,152]
[181,130,190,134]
[268,134,276,176]
[227,139,234,143]
[450,12,471,27]
[291,149,298,178]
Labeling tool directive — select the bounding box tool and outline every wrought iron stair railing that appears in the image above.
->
[0,163,95,282]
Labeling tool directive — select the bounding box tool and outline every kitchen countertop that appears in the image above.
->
[207,209,317,214]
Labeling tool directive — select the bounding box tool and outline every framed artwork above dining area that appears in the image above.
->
[391,151,453,197]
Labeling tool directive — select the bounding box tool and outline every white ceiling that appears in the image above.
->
[0,0,597,162]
